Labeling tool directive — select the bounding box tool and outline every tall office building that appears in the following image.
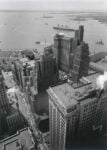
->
[93,85,107,132]
[13,58,38,93]
[0,69,27,137]
[0,112,7,138]
[53,26,88,74]
[47,84,79,150]
[47,72,107,150]
[38,47,58,90]
[72,42,90,83]
[13,47,58,92]
[53,33,73,72]
[0,70,9,113]
[75,25,84,43]
[6,112,26,134]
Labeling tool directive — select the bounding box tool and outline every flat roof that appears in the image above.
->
[0,51,12,58]
[52,83,77,109]
[87,72,100,82]
[30,86,38,96]
[19,57,29,63]
[97,59,107,71]
[2,71,16,88]
[0,128,34,150]
[27,60,35,67]
[90,56,107,73]
[19,57,35,67]
[90,51,107,62]
[49,73,100,109]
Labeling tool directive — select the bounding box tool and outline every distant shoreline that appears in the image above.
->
[0,10,107,13]
[0,10,106,25]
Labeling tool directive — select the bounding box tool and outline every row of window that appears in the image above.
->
[84,100,97,108]
[84,105,96,112]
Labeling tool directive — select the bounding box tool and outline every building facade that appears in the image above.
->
[71,42,90,83]
[6,112,26,135]
[53,33,73,72]
[75,25,84,43]
[13,58,38,94]
[38,48,58,91]
[53,25,89,76]
[0,70,9,113]
[13,48,58,92]
[47,84,79,150]
[47,76,107,150]
[0,127,36,150]
[0,69,27,138]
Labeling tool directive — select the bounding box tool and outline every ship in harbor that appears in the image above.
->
[42,15,53,18]
[96,40,104,45]
[35,41,41,44]
[53,25,75,31]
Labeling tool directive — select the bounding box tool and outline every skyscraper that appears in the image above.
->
[47,83,79,150]
[38,47,58,90]
[72,42,90,83]
[93,84,107,133]
[75,25,84,43]
[13,58,38,93]
[53,25,89,75]
[0,69,9,137]
[53,33,73,72]
[47,73,107,150]
[0,70,9,113]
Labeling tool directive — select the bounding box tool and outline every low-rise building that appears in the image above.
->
[0,127,36,150]
[2,71,16,89]
[6,112,26,135]
[90,56,107,73]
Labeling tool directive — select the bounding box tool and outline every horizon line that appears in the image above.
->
[0,9,107,12]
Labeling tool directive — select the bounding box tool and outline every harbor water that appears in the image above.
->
[0,11,107,53]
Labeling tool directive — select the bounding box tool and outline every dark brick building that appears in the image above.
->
[72,42,90,83]
[53,33,73,72]
[53,25,90,82]
[38,47,58,91]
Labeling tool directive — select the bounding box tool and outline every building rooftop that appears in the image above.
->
[2,71,16,89]
[90,57,107,73]
[0,128,35,150]
[19,57,35,68]
[52,83,77,109]
[15,57,36,71]
[55,33,74,40]
[49,72,100,110]
[0,51,12,58]
[97,58,107,71]
[90,51,107,62]
[30,86,38,96]
[27,60,35,67]
[20,57,29,64]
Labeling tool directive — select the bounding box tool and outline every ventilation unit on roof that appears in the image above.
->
[75,91,81,97]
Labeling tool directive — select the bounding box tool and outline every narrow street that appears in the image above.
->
[11,83,49,149]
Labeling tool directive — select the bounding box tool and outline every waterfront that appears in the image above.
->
[0,12,107,148]
[0,11,107,53]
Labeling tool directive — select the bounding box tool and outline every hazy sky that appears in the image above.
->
[0,0,107,11]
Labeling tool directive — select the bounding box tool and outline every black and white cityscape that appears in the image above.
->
[0,0,107,150]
